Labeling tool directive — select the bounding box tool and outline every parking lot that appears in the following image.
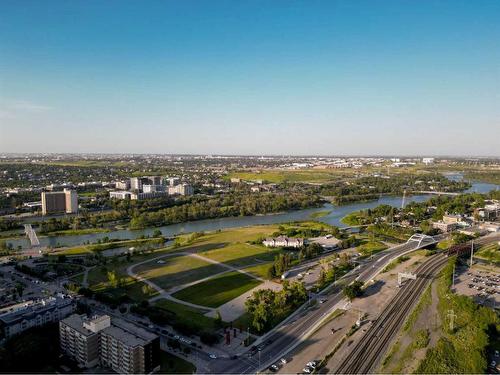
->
[454,266,499,310]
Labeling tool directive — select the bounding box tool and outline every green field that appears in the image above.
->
[154,299,216,329]
[227,169,351,183]
[172,271,262,308]
[85,248,176,302]
[356,240,388,257]
[135,254,227,291]
[200,243,278,268]
[242,263,273,279]
[51,237,167,256]
[475,242,500,263]
[309,210,332,219]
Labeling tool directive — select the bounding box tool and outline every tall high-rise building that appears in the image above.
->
[59,314,160,373]
[130,177,142,192]
[41,189,78,215]
[64,188,78,214]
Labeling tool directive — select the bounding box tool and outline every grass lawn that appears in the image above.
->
[437,239,453,250]
[135,254,227,291]
[51,237,168,256]
[356,240,388,257]
[242,263,273,279]
[160,351,196,374]
[86,248,176,302]
[172,271,262,308]
[227,169,352,183]
[185,226,279,248]
[309,210,332,219]
[200,243,278,268]
[45,228,110,236]
[154,299,216,329]
[475,242,500,263]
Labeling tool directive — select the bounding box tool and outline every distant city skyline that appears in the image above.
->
[1,1,499,156]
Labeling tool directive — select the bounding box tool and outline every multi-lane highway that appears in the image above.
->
[211,235,441,374]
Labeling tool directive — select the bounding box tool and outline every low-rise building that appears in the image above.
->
[109,191,133,200]
[476,202,500,221]
[263,236,304,248]
[442,214,463,224]
[479,222,500,232]
[432,221,458,233]
[0,297,76,340]
[307,235,341,250]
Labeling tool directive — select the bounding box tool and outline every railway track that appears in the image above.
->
[334,253,449,374]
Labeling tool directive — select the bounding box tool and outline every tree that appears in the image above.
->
[152,229,162,238]
[142,284,154,296]
[15,283,24,298]
[107,270,118,288]
[214,310,222,328]
[343,281,364,301]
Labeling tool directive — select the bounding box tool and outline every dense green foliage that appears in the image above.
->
[318,174,469,204]
[129,192,322,229]
[343,280,364,301]
[417,258,499,373]
[245,281,307,333]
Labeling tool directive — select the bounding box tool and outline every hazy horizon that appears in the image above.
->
[1,1,499,156]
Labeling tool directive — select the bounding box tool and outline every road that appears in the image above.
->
[210,235,441,374]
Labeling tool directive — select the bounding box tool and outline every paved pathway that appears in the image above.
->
[127,250,281,316]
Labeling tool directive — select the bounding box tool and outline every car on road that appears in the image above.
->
[302,367,312,373]
[280,358,287,364]
[209,353,217,359]
[307,361,317,369]
[269,364,279,372]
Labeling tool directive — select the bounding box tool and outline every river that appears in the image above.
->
[8,173,499,250]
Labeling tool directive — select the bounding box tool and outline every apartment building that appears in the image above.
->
[59,314,103,368]
[41,188,78,215]
[168,183,194,196]
[59,314,160,373]
[115,180,131,190]
[0,297,76,339]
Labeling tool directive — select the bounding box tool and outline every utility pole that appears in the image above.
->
[447,309,456,331]
[452,264,455,288]
[470,240,474,268]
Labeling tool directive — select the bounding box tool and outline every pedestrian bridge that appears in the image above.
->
[406,233,437,247]
[24,224,40,247]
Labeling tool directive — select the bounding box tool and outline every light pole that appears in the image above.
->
[470,240,474,268]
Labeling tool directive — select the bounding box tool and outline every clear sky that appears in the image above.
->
[1,0,499,156]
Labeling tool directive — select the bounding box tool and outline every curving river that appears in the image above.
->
[8,173,499,250]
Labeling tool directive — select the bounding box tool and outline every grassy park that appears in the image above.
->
[135,254,227,291]
[199,242,278,268]
[154,299,216,330]
[227,169,352,183]
[172,271,262,308]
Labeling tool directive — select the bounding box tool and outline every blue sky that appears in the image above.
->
[1,0,499,156]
